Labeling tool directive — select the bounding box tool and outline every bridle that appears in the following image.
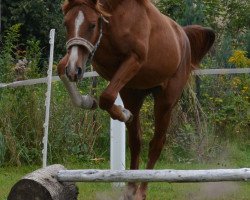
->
[65,3,106,64]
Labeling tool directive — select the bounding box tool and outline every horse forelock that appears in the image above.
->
[62,0,95,14]
[62,0,110,17]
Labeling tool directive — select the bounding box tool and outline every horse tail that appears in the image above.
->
[183,25,215,68]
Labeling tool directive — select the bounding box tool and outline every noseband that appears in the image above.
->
[66,37,95,53]
[66,12,105,64]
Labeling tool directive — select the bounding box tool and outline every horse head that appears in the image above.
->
[60,0,103,82]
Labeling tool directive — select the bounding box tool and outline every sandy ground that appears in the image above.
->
[187,182,240,200]
[94,182,240,200]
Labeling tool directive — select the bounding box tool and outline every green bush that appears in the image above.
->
[0,1,249,167]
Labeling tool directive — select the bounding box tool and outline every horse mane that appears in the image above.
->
[104,0,148,6]
[63,0,148,16]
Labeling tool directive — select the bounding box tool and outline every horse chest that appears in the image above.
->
[92,37,128,80]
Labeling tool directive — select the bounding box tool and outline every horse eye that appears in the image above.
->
[89,23,96,30]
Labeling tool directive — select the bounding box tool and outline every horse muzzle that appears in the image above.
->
[65,65,83,82]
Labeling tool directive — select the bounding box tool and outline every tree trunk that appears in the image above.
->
[8,164,78,200]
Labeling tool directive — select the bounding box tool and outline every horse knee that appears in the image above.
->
[99,91,116,110]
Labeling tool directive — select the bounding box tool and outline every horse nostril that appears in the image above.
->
[76,67,82,77]
[65,66,82,81]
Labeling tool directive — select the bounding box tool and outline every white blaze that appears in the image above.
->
[75,11,84,37]
[68,11,84,70]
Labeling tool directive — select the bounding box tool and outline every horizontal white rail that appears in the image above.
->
[193,68,250,75]
[0,68,249,89]
[57,168,250,183]
[0,72,99,88]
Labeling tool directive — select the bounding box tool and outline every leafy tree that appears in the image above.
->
[156,0,184,20]
[1,0,66,61]
[156,0,206,25]
[157,0,250,37]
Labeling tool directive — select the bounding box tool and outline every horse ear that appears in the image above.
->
[66,0,74,5]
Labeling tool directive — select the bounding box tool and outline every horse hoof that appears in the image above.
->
[126,114,133,123]
[119,186,135,200]
[119,194,133,200]
[120,106,133,123]
[134,194,146,200]
[134,188,146,200]
[81,95,98,109]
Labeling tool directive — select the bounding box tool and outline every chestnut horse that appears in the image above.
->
[58,0,215,199]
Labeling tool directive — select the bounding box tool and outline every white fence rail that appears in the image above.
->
[1,68,249,89]
[0,72,99,89]
[193,68,250,75]
[57,168,250,183]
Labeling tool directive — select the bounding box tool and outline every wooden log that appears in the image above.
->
[8,164,78,200]
[57,168,250,183]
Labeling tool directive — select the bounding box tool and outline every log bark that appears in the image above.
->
[8,164,78,200]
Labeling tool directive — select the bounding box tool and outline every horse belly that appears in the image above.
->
[127,43,183,88]
[126,63,177,89]
[93,49,181,89]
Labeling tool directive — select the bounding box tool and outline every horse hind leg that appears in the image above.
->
[119,88,148,199]
[135,64,191,200]
[134,88,174,200]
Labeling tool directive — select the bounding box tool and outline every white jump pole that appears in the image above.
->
[110,94,126,186]
[57,168,250,183]
[42,29,55,168]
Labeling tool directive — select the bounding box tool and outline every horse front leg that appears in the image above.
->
[119,88,148,199]
[99,53,143,122]
[58,55,98,109]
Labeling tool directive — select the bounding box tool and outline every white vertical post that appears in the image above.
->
[42,29,55,168]
[110,94,126,186]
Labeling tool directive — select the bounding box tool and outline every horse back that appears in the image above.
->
[145,8,190,74]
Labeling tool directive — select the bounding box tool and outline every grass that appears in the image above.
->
[1,162,250,200]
